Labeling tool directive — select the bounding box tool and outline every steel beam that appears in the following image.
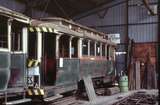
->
[88,22,158,28]
[142,0,156,16]
[73,0,121,21]
[157,0,160,104]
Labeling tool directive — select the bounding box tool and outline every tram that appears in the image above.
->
[27,17,116,99]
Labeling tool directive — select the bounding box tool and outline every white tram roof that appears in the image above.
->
[0,6,30,24]
[30,17,116,45]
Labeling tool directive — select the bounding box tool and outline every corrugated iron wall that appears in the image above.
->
[77,0,158,43]
[128,0,158,42]
[76,0,158,74]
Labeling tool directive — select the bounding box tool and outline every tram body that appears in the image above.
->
[28,18,116,97]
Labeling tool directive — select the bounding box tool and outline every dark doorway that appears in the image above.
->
[42,33,56,85]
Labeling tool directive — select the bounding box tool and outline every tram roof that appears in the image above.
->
[41,17,106,37]
[30,18,116,45]
[0,6,30,24]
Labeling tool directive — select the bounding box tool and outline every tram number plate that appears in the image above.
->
[27,76,34,86]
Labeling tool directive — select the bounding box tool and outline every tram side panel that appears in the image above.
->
[79,59,115,88]
[79,59,107,78]
[0,52,10,90]
[0,16,11,91]
[55,58,80,94]
[9,54,27,88]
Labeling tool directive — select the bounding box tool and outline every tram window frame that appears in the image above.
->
[82,40,88,56]
[0,16,8,49]
[11,21,23,52]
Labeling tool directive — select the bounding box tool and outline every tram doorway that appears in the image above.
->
[42,33,56,86]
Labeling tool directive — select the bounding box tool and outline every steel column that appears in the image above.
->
[157,0,160,103]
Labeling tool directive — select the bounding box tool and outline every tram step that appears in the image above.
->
[44,94,63,102]
[4,98,31,105]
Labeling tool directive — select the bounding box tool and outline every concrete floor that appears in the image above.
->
[76,89,158,105]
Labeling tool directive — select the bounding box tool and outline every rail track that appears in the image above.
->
[112,92,157,105]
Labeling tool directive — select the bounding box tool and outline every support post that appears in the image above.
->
[69,36,73,58]
[78,38,83,58]
[105,44,107,58]
[88,40,90,56]
[37,32,42,62]
[125,0,129,71]
[56,35,61,58]
[22,27,28,54]
[157,0,160,103]
[94,41,97,56]
[22,27,28,93]
[100,43,102,58]
[8,19,12,52]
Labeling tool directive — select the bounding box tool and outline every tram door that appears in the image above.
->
[42,33,56,85]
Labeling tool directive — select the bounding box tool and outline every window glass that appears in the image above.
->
[11,21,23,51]
[102,44,105,56]
[90,41,95,56]
[82,40,88,55]
[28,32,37,59]
[0,16,8,48]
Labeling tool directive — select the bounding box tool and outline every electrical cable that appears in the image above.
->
[40,0,51,18]
[54,0,70,19]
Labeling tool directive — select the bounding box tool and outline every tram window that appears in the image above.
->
[96,43,100,56]
[0,17,8,48]
[90,41,95,56]
[59,35,69,57]
[82,40,88,55]
[102,44,105,56]
[28,32,37,59]
[71,37,78,58]
[11,21,23,51]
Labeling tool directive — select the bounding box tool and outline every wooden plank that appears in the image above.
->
[44,94,63,102]
[83,76,96,102]
[135,61,141,89]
